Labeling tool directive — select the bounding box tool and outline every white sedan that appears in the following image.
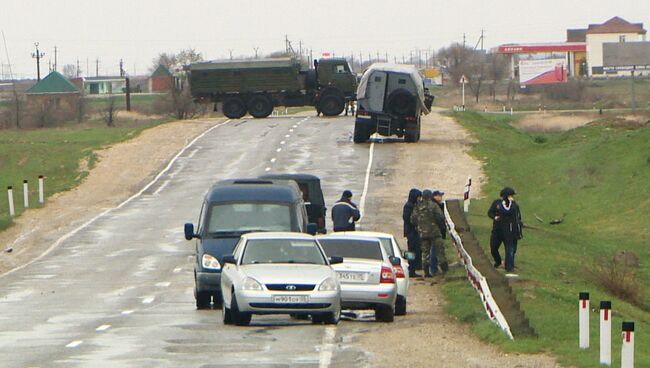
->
[330,231,414,315]
[220,232,342,326]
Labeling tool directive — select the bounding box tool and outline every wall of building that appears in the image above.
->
[587,33,646,76]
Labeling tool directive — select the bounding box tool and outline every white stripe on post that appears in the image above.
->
[7,186,15,217]
[463,176,472,213]
[23,180,29,208]
[579,292,590,349]
[38,175,44,204]
[600,301,612,366]
[621,322,635,368]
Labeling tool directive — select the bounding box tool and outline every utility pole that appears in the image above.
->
[95,58,100,77]
[463,33,466,48]
[48,59,52,73]
[53,46,58,71]
[31,42,45,81]
[86,58,89,78]
[385,52,388,62]
[119,59,124,77]
[253,47,260,59]
[76,58,80,77]
[228,49,233,60]
[481,29,485,50]
[299,41,303,59]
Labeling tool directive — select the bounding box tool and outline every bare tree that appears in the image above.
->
[151,48,203,73]
[103,95,117,127]
[62,64,77,78]
[33,100,55,128]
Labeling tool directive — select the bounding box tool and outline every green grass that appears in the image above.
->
[0,119,169,231]
[443,111,650,367]
[83,94,161,113]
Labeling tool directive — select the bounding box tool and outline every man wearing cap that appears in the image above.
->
[411,190,445,277]
[431,190,448,274]
[488,187,523,273]
[332,190,361,232]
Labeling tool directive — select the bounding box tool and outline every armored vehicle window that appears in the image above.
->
[206,203,291,233]
[336,65,347,74]
[398,79,406,84]
[374,76,382,82]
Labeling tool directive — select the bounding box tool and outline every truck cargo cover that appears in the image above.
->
[190,58,298,71]
[357,63,430,114]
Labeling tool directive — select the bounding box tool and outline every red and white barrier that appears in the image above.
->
[443,202,514,339]
[7,186,15,217]
[463,177,472,213]
[621,322,635,368]
[23,180,29,208]
[38,175,44,204]
[579,292,590,349]
[600,301,612,366]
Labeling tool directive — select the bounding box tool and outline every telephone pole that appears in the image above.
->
[76,58,80,77]
[95,58,100,77]
[228,49,233,60]
[253,47,260,58]
[53,46,58,71]
[31,42,45,81]
[119,59,124,77]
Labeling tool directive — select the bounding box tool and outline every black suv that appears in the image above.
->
[184,179,316,309]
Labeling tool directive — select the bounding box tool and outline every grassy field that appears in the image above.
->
[0,118,169,231]
[83,93,162,114]
[442,111,649,366]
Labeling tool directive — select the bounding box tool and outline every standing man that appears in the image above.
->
[402,188,422,277]
[411,190,445,278]
[487,187,523,273]
[332,190,361,232]
[431,190,448,274]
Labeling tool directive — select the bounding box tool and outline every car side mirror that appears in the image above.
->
[222,255,237,265]
[307,223,318,235]
[403,251,416,261]
[389,256,401,266]
[184,223,198,240]
[329,256,344,265]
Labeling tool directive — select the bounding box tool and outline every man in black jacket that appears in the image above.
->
[332,190,361,232]
[487,187,523,273]
[402,188,422,277]
[432,190,448,273]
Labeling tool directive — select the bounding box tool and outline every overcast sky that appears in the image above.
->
[1,0,648,79]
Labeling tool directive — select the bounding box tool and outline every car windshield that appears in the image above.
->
[207,203,292,233]
[378,238,395,256]
[241,239,326,265]
[318,238,383,261]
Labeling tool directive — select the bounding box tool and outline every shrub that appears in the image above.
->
[542,80,587,102]
[588,253,643,308]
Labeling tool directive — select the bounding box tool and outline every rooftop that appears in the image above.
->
[586,16,646,35]
[25,71,79,94]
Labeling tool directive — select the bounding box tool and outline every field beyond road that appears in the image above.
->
[443,111,650,367]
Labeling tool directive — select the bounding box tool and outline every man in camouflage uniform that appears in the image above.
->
[411,190,446,277]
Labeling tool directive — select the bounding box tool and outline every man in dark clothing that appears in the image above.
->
[402,188,422,277]
[488,187,523,273]
[332,190,361,232]
[411,190,446,278]
[431,190,448,274]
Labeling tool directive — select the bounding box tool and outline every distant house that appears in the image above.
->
[149,64,172,92]
[25,71,80,125]
[70,76,127,95]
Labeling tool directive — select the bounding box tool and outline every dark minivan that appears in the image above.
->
[184,179,316,309]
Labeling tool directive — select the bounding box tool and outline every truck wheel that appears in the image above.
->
[247,95,273,118]
[404,126,418,143]
[353,121,371,143]
[223,97,247,119]
[319,94,345,116]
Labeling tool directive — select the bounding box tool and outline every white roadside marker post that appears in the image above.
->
[579,292,590,349]
[23,180,29,208]
[38,175,44,204]
[600,301,612,366]
[7,186,15,217]
[621,322,635,368]
[463,177,472,213]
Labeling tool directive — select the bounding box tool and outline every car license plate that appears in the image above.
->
[273,295,308,304]
[337,272,368,282]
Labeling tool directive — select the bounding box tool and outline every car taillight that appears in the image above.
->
[393,265,405,278]
[380,266,395,283]
[405,116,417,122]
[357,110,370,116]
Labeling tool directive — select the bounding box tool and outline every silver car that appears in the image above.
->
[316,234,399,322]
[332,231,414,315]
[220,232,342,326]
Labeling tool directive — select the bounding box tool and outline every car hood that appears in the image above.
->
[241,264,335,284]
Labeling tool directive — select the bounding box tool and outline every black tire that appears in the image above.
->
[231,295,251,326]
[312,307,340,325]
[247,95,273,119]
[222,298,233,325]
[395,295,407,316]
[223,97,247,119]
[353,121,371,143]
[386,89,416,117]
[375,305,395,322]
[212,291,223,307]
[318,94,345,116]
[404,122,420,143]
[195,289,211,310]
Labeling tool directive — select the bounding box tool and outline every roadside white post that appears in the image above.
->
[463,177,472,213]
[600,301,612,366]
[579,292,590,349]
[23,180,29,208]
[459,75,467,111]
[38,175,44,204]
[7,186,15,216]
[510,107,513,115]
[621,322,635,368]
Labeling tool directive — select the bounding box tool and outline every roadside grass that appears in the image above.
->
[442,111,650,367]
[0,118,170,232]
[83,94,161,114]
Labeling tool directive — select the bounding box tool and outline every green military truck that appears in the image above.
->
[189,58,357,119]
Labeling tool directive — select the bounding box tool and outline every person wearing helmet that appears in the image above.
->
[487,187,523,273]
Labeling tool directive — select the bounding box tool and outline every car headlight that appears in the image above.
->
[318,277,338,291]
[242,277,263,291]
[202,254,221,270]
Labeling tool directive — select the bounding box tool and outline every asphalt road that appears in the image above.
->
[0,115,397,367]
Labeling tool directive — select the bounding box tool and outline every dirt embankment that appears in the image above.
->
[355,111,558,367]
[0,119,221,275]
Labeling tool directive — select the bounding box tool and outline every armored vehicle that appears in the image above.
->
[189,58,357,119]
[353,63,434,143]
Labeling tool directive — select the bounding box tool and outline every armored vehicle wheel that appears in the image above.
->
[404,127,419,143]
[386,89,416,117]
[353,122,371,143]
[223,97,247,119]
[318,94,345,116]
[247,95,273,118]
